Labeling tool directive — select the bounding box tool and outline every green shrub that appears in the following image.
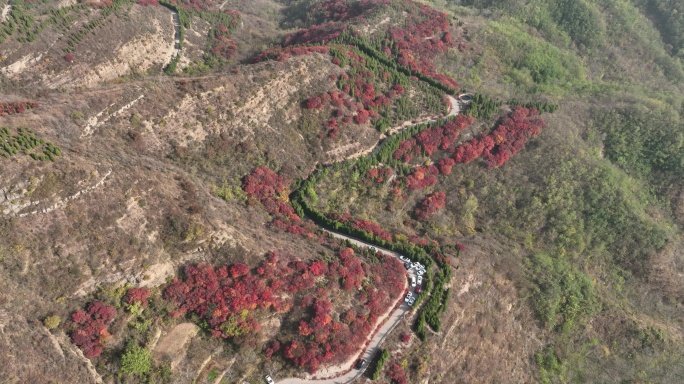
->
[593,103,684,181]
[120,342,152,376]
[370,349,390,380]
[527,252,600,333]
[535,346,569,384]
[43,315,61,330]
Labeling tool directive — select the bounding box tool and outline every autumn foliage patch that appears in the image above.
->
[0,101,39,116]
[453,106,545,167]
[252,0,458,138]
[162,246,404,373]
[70,302,116,358]
[392,115,474,161]
[209,13,240,60]
[243,166,315,237]
[413,191,446,220]
[403,165,439,191]
[366,166,393,184]
[283,0,461,92]
[381,2,460,89]
[310,0,389,23]
[386,360,408,384]
[164,262,275,338]
[330,212,394,242]
[124,287,151,307]
[283,248,405,372]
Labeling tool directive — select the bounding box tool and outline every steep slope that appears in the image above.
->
[1,0,684,383]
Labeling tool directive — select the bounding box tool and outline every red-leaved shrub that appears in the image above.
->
[69,302,116,358]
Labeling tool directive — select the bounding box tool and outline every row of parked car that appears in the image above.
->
[399,255,426,275]
[400,256,425,307]
[404,291,416,306]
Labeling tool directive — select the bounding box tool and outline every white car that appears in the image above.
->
[417,276,423,286]
[405,262,413,270]
[399,255,410,262]
[416,268,425,276]
[405,292,413,302]
[407,297,416,307]
[410,276,416,287]
[369,246,377,253]
[265,375,275,384]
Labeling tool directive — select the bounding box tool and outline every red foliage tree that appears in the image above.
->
[264,340,281,358]
[437,157,455,175]
[71,310,89,325]
[365,166,392,184]
[124,287,151,307]
[404,166,438,191]
[309,261,329,276]
[306,96,323,109]
[386,361,408,384]
[453,107,545,167]
[69,301,116,358]
[413,191,447,221]
[401,333,412,343]
[230,263,250,278]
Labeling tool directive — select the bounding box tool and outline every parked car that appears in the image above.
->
[265,375,275,384]
[405,292,413,302]
[355,358,368,370]
[416,269,425,276]
[407,297,416,306]
[410,276,416,287]
[399,255,410,262]
[368,246,377,253]
[417,276,422,286]
[404,262,413,270]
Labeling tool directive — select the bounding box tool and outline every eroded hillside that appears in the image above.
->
[1,0,684,383]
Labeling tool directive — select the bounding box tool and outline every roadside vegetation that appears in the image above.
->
[2,0,684,382]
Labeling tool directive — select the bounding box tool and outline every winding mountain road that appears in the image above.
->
[274,96,463,384]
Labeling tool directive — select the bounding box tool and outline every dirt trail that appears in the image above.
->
[170,8,181,59]
[327,95,462,164]
[2,169,113,217]
[81,95,144,138]
[1,4,10,22]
